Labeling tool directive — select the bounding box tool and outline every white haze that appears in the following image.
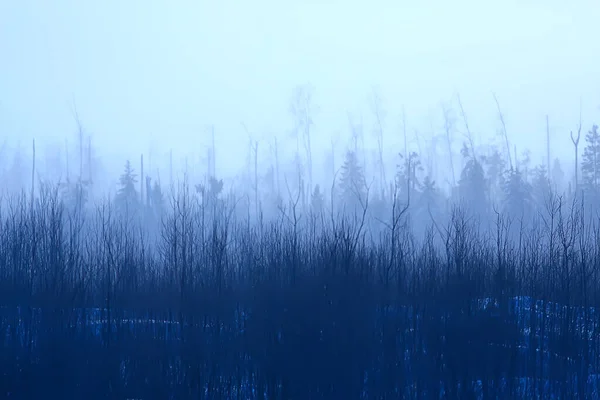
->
[1,0,599,193]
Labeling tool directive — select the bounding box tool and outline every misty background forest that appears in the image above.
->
[0,84,600,399]
[3,1,600,399]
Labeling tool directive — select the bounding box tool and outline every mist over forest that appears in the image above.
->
[2,1,600,399]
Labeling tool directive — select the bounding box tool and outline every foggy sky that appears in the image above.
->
[1,0,599,185]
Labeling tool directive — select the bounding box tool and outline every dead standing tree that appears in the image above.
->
[209,125,216,178]
[442,103,457,188]
[456,93,478,165]
[492,92,513,171]
[271,136,281,200]
[64,101,93,211]
[570,101,582,193]
[290,84,317,199]
[371,87,388,199]
[347,112,368,182]
[31,139,35,206]
[140,154,144,205]
[241,122,260,219]
[546,115,551,174]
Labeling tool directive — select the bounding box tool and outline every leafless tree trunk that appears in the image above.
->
[456,93,477,164]
[546,115,551,174]
[442,104,457,187]
[140,154,144,205]
[31,139,35,206]
[493,93,513,170]
[571,103,582,191]
[371,88,387,198]
[62,139,69,183]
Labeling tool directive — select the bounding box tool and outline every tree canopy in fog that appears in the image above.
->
[1,1,600,398]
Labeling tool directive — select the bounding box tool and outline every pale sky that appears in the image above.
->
[1,0,599,187]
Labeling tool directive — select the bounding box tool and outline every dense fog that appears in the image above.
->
[2,1,600,398]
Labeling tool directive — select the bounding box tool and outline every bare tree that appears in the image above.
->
[571,101,582,191]
[456,93,478,164]
[493,92,513,170]
[371,87,388,198]
[442,103,457,187]
[290,84,317,197]
[546,115,551,174]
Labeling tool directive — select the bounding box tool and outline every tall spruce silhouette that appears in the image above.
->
[458,145,488,218]
[115,160,139,215]
[531,164,552,209]
[581,125,600,197]
[338,150,367,213]
[502,167,532,218]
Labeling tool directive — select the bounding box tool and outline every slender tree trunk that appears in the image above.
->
[254,141,259,217]
[211,125,216,176]
[31,138,35,205]
[140,154,144,204]
[65,138,70,182]
[546,115,551,173]
[169,148,173,190]
[274,136,280,199]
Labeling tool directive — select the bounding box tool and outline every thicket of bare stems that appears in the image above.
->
[0,183,599,399]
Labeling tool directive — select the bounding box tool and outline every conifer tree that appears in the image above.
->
[581,125,600,192]
[310,184,324,216]
[395,151,422,203]
[483,146,506,204]
[416,175,444,228]
[338,150,366,212]
[115,160,139,215]
[531,164,552,209]
[150,180,164,215]
[458,147,487,218]
[502,167,532,217]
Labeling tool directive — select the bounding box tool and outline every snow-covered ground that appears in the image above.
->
[1,296,598,398]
